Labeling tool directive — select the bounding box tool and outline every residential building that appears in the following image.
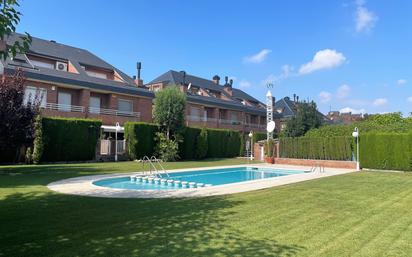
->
[0,33,154,128]
[146,70,282,133]
[327,111,364,124]
[274,95,331,130]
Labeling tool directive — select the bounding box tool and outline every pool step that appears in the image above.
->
[129,176,209,188]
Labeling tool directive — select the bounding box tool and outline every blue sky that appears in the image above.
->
[17,0,412,115]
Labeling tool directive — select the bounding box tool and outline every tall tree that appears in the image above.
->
[153,86,186,140]
[0,70,39,162]
[0,0,31,60]
[284,101,322,137]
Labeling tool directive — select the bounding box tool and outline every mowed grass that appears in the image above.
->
[1,159,412,257]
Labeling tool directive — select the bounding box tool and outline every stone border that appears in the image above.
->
[47,164,355,198]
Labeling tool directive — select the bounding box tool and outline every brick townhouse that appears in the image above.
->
[146,70,282,133]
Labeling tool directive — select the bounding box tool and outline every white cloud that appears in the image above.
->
[355,1,378,33]
[372,98,388,106]
[260,65,295,86]
[340,107,366,114]
[397,79,407,85]
[319,91,332,103]
[243,49,271,63]
[337,84,351,99]
[238,80,252,88]
[407,97,412,103]
[299,49,346,75]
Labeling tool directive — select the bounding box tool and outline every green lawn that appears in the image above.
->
[1,159,412,257]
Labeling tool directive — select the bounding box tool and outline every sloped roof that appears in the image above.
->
[148,70,271,116]
[1,33,153,98]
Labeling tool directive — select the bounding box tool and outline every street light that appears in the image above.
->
[248,131,253,161]
[352,127,360,171]
[115,122,121,162]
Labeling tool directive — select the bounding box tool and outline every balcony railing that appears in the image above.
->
[218,119,243,125]
[89,107,140,118]
[186,115,218,123]
[245,123,266,129]
[44,103,85,113]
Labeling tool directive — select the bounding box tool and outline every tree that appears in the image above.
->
[153,86,186,140]
[0,0,32,60]
[284,101,322,137]
[0,70,39,162]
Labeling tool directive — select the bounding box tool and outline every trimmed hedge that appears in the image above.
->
[280,136,353,161]
[360,132,412,171]
[124,122,158,160]
[125,123,242,160]
[41,117,101,162]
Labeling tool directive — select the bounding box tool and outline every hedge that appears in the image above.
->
[360,132,412,171]
[40,117,101,162]
[206,128,241,158]
[124,122,158,160]
[280,136,353,161]
[179,127,201,160]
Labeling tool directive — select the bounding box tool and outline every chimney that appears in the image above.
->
[180,70,186,85]
[296,96,299,102]
[293,93,296,102]
[134,62,144,87]
[223,76,233,96]
[229,79,233,88]
[212,75,220,84]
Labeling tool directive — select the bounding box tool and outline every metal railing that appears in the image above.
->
[186,115,218,123]
[218,118,243,125]
[140,156,169,178]
[44,103,85,113]
[89,107,140,118]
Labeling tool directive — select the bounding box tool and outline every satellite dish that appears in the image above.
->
[266,121,276,133]
[187,83,192,90]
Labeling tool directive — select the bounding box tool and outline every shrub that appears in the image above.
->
[195,128,208,159]
[41,117,101,162]
[32,115,43,164]
[124,122,158,160]
[264,139,275,157]
[206,128,241,158]
[155,132,179,161]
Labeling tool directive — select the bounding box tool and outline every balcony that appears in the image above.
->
[89,107,140,118]
[218,118,243,125]
[245,123,266,129]
[44,103,85,113]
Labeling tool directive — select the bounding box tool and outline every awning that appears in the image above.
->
[101,125,124,133]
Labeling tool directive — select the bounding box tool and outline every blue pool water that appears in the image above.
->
[93,167,305,190]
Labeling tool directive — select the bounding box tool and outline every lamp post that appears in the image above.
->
[249,131,253,161]
[352,127,360,171]
[115,122,120,162]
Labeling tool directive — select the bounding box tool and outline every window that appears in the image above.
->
[190,107,200,117]
[231,113,238,121]
[24,86,47,107]
[90,96,101,114]
[86,70,108,79]
[30,59,55,69]
[58,92,72,112]
[118,99,133,114]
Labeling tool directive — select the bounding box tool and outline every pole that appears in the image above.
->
[115,129,118,162]
[356,133,360,171]
[250,132,253,161]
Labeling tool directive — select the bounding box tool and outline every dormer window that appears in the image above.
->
[85,70,108,79]
[27,55,68,72]
[30,59,55,69]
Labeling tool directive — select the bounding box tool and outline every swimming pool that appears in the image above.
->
[93,166,305,190]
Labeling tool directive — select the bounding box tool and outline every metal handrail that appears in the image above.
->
[44,103,84,113]
[89,107,140,118]
[150,156,169,178]
[141,155,159,177]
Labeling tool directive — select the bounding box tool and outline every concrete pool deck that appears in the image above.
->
[47,164,355,198]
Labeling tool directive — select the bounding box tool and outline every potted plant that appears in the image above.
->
[264,139,275,164]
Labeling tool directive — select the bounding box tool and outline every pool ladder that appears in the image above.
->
[140,156,170,178]
[310,163,325,173]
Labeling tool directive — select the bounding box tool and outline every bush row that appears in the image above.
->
[360,132,412,171]
[39,117,101,162]
[124,122,159,160]
[280,136,353,161]
[124,122,242,160]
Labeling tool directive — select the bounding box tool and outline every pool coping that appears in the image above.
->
[47,164,355,198]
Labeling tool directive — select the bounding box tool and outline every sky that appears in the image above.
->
[17,0,412,115]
